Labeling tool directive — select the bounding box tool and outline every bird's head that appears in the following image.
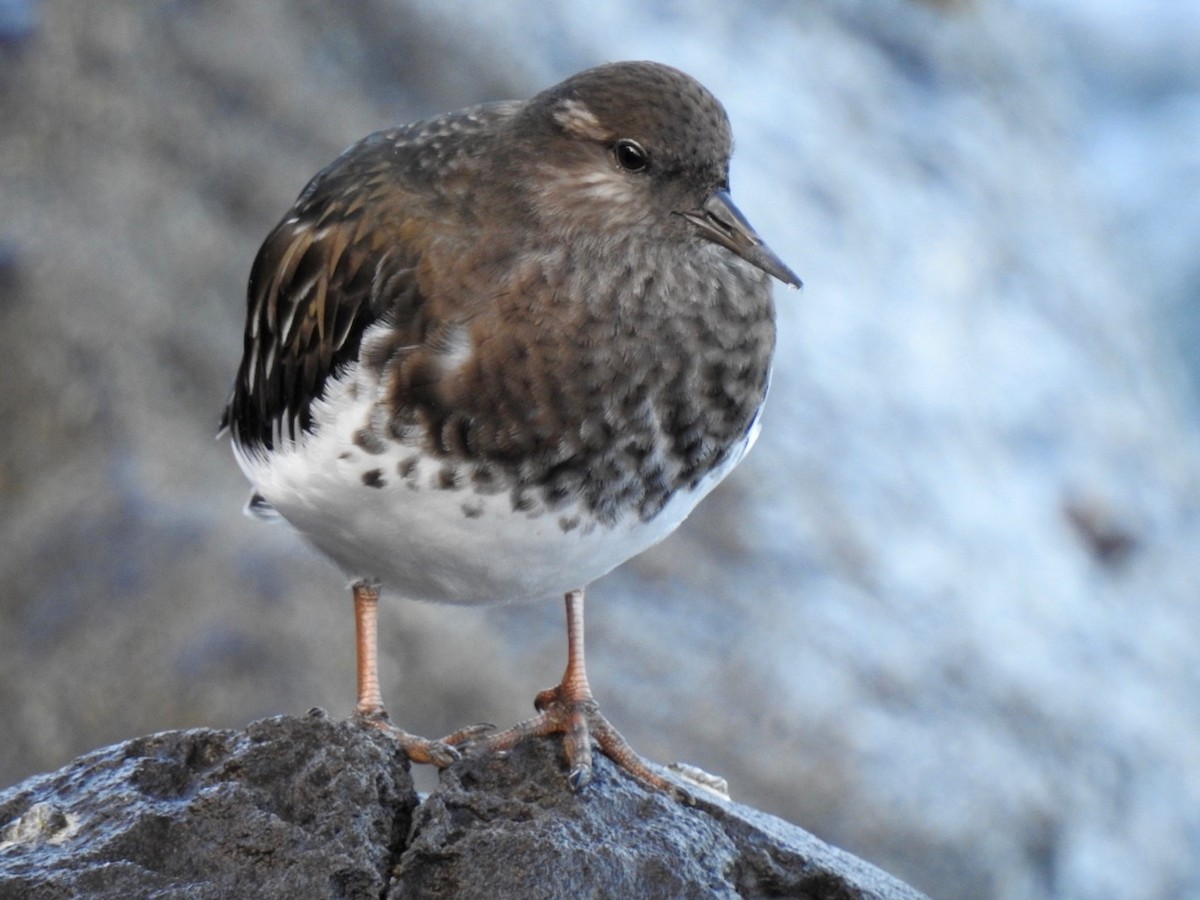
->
[509,60,800,289]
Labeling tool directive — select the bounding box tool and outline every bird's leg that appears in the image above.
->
[353,581,387,717]
[351,580,488,766]
[477,589,681,798]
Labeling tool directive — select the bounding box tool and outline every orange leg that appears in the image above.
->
[353,580,487,766]
[354,581,387,717]
[478,589,679,797]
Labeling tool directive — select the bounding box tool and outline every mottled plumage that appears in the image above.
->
[223,61,798,794]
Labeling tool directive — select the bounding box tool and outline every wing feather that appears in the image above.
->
[222,137,427,452]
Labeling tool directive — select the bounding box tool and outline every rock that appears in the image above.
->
[0,713,925,900]
[0,712,416,899]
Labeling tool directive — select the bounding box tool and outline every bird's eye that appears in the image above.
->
[613,139,649,172]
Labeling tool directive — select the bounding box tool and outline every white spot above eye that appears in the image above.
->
[552,99,607,140]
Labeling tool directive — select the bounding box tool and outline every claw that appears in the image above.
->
[567,765,592,791]
[413,739,460,768]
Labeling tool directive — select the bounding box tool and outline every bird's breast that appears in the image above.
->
[370,238,776,527]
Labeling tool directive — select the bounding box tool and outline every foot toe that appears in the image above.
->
[442,722,495,750]
[354,711,465,768]
[411,739,460,768]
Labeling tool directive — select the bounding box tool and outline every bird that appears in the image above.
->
[221,60,800,796]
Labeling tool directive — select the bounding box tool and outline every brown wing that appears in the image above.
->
[221,133,424,452]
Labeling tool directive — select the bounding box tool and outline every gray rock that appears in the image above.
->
[0,712,415,899]
[0,713,925,900]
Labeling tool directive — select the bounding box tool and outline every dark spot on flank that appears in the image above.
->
[471,463,506,495]
[362,469,385,488]
[338,452,353,461]
[436,466,462,490]
[462,501,484,519]
[353,427,387,455]
[639,491,671,521]
[544,483,571,508]
[512,491,536,513]
[558,515,579,533]
[398,455,420,480]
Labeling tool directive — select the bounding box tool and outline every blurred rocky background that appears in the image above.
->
[2,1,1197,898]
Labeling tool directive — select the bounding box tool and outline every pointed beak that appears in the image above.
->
[682,189,801,288]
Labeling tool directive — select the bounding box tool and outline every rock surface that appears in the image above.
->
[0,713,925,900]
[0,714,415,899]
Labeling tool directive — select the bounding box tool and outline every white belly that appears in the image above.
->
[233,366,759,606]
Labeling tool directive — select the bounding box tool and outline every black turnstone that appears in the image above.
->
[222,60,800,795]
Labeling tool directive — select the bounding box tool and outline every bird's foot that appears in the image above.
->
[356,708,493,768]
[473,684,685,800]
